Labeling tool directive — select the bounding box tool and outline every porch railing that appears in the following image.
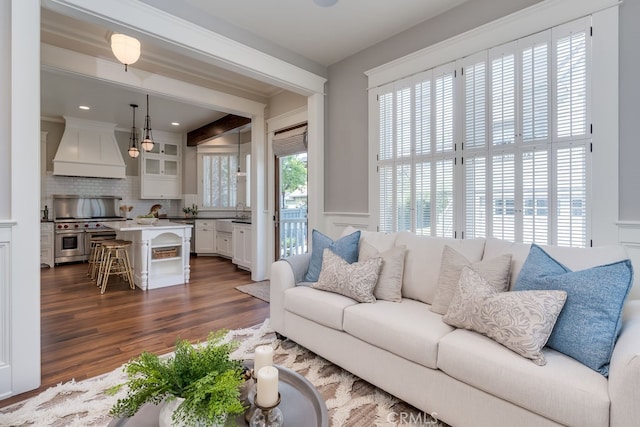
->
[280,209,307,258]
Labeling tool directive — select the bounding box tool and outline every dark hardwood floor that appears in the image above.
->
[0,255,269,408]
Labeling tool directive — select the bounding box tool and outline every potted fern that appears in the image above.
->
[109,330,246,426]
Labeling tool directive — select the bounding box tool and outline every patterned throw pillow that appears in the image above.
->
[359,241,406,302]
[514,244,633,376]
[431,245,512,315]
[304,229,361,282]
[313,249,382,303]
[444,267,567,365]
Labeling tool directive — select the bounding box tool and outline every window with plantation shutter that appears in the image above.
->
[200,153,237,209]
[375,17,591,247]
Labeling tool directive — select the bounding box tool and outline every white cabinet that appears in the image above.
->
[140,131,181,199]
[232,223,252,271]
[40,222,54,268]
[215,220,233,258]
[195,220,215,254]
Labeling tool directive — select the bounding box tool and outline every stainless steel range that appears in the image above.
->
[53,195,123,264]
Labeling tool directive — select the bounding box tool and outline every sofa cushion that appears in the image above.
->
[514,244,633,376]
[304,229,361,282]
[313,248,382,303]
[431,245,512,314]
[395,233,485,304]
[443,267,567,365]
[483,237,630,291]
[343,299,455,369]
[438,329,610,427]
[284,286,358,331]
[359,242,406,302]
[341,226,398,253]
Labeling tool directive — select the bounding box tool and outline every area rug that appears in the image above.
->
[0,320,445,427]
[235,280,270,302]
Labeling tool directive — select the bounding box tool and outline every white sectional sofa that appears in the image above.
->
[270,229,640,427]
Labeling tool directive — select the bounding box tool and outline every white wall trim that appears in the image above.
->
[42,0,327,95]
[617,222,640,300]
[365,0,619,89]
[0,227,12,398]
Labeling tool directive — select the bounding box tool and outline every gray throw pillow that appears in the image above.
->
[431,245,512,315]
[313,248,382,303]
[443,267,567,365]
[359,242,406,302]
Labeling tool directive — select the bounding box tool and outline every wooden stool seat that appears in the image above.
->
[97,240,135,294]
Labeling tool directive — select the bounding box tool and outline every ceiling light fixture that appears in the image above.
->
[110,33,141,72]
[313,0,338,7]
[171,122,180,126]
[128,103,140,158]
[141,94,154,152]
[78,105,90,110]
[237,128,246,177]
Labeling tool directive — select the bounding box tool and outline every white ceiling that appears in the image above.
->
[40,0,467,133]
[178,0,467,66]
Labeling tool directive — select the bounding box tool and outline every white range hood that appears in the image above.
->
[53,116,126,179]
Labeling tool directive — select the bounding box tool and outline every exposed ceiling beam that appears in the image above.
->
[187,114,251,146]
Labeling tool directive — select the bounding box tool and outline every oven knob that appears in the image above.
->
[74,224,79,228]
[96,223,100,227]
[63,224,68,229]
[84,224,89,228]
[57,224,61,229]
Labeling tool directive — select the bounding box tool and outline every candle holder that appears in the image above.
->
[249,392,283,427]
[243,369,257,423]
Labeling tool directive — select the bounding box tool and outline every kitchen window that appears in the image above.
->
[198,151,238,209]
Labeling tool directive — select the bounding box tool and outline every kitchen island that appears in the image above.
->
[103,220,192,290]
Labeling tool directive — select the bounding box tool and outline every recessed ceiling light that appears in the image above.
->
[171,122,180,126]
[313,0,338,6]
[78,105,90,110]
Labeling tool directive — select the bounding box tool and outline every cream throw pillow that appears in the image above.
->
[431,246,512,315]
[443,267,567,365]
[359,242,406,302]
[313,248,382,303]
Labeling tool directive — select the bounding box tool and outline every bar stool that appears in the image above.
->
[87,238,108,280]
[97,240,135,294]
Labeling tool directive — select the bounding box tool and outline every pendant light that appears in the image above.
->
[110,33,141,72]
[141,94,154,152]
[128,104,140,158]
[237,128,246,177]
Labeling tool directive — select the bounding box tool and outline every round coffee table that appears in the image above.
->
[108,364,329,426]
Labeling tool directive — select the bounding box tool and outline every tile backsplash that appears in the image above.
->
[43,173,181,218]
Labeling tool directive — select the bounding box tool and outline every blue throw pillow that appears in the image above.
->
[513,244,633,376]
[304,229,361,282]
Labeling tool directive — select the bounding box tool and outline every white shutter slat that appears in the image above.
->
[463,52,488,150]
[491,152,515,241]
[436,159,454,237]
[415,74,432,156]
[415,161,431,235]
[522,149,549,244]
[396,163,412,232]
[556,144,587,247]
[396,86,412,158]
[464,155,486,239]
[379,164,394,232]
[379,92,394,161]
[435,65,455,153]
[490,43,517,147]
[521,31,550,143]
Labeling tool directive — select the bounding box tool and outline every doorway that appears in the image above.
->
[273,120,308,260]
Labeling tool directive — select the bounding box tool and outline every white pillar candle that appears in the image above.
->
[256,366,279,407]
[254,345,273,374]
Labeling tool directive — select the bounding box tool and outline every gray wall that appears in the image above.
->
[0,1,10,219]
[324,0,544,213]
[619,0,640,220]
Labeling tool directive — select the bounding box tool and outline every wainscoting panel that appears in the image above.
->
[324,212,371,238]
[617,222,640,300]
[0,225,12,398]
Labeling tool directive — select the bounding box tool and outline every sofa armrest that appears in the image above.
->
[609,300,640,427]
[269,253,311,334]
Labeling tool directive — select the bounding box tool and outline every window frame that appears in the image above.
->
[197,147,239,211]
[369,6,618,247]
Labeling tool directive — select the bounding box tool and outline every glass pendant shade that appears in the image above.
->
[111,34,141,71]
[141,94,154,151]
[128,104,140,158]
